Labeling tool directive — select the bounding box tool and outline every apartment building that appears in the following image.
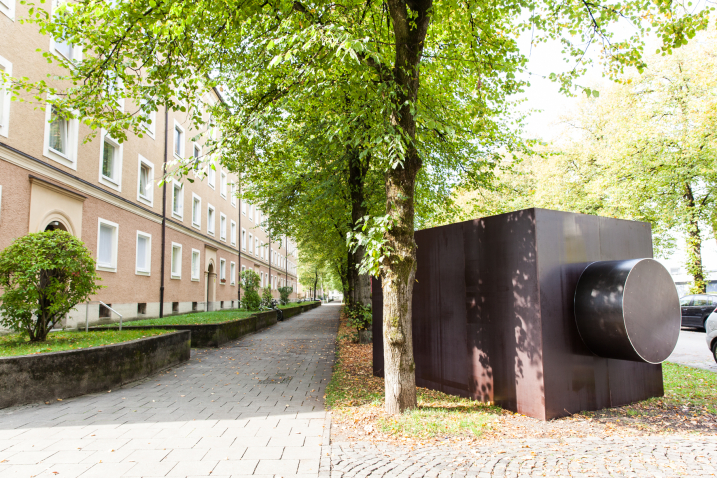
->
[0,0,298,328]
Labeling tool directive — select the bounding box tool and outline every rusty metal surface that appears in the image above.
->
[372,208,667,420]
[574,258,681,363]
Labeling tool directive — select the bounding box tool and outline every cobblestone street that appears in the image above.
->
[0,305,340,478]
[329,436,717,477]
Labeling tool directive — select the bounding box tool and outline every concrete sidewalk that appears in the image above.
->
[0,304,341,478]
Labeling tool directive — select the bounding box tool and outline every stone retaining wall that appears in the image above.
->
[0,331,190,409]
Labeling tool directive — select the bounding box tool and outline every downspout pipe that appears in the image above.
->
[159,107,168,318]
[237,182,241,306]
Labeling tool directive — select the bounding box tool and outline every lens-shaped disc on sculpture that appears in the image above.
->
[574,258,680,364]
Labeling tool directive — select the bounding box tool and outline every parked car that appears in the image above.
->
[680,294,717,330]
[705,311,717,363]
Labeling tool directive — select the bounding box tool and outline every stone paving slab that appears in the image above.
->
[329,436,717,477]
[0,304,340,478]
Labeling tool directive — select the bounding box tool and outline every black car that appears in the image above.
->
[680,294,717,330]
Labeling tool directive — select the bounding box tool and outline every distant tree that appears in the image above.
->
[239,270,261,310]
[261,287,274,308]
[278,286,293,305]
[0,231,102,342]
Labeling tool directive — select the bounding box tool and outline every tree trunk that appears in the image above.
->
[684,183,706,293]
[380,0,432,415]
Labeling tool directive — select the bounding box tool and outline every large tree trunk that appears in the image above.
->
[684,183,706,293]
[380,0,432,415]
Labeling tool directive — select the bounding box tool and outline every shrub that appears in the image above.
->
[239,270,261,310]
[346,304,372,332]
[261,287,273,308]
[0,231,103,342]
[278,286,292,305]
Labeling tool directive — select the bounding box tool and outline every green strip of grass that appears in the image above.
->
[111,309,255,326]
[277,302,316,310]
[0,330,169,358]
[662,362,717,411]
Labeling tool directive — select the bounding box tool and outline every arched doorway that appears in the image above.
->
[44,220,68,232]
[206,261,216,311]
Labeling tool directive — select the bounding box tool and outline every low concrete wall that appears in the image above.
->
[89,301,321,348]
[0,331,190,409]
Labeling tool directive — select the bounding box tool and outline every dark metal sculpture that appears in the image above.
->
[574,259,680,364]
[372,208,681,420]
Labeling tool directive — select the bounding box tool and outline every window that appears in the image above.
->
[220,172,227,198]
[172,183,183,219]
[139,99,156,138]
[230,262,236,285]
[230,183,236,207]
[137,155,154,205]
[173,122,185,158]
[171,243,182,279]
[220,213,227,241]
[255,238,259,256]
[242,265,246,272]
[680,296,693,307]
[50,1,82,63]
[208,164,216,189]
[96,219,118,272]
[230,221,236,246]
[241,229,246,250]
[260,272,264,287]
[247,203,253,222]
[220,259,226,283]
[255,207,260,224]
[0,56,11,138]
[260,242,264,260]
[242,201,246,215]
[693,296,710,306]
[99,131,122,190]
[135,231,151,275]
[193,143,201,165]
[207,204,215,235]
[44,103,78,168]
[0,0,15,20]
[248,233,253,253]
[191,249,200,281]
[191,194,201,228]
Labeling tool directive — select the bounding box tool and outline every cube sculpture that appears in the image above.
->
[372,208,680,420]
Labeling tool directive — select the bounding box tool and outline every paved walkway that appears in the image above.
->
[0,304,341,478]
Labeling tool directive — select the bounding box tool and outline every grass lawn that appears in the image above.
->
[0,329,169,357]
[327,309,717,444]
[111,309,256,326]
[278,302,315,310]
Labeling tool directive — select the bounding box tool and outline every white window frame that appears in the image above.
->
[98,130,123,191]
[220,171,227,199]
[219,213,227,241]
[207,204,215,236]
[173,121,185,159]
[140,99,156,139]
[230,220,236,246]
[171,182,184,219]
[230,262,236,285]
[248,233,253,253]
[135,231,152,276]
[136,154,154,206]
[242,201,246,215]
[49,0,82,63]
[191,248,201,281]
[170,242,182,279]
[0,0,16,20]
[220,258,226,283]
[255,238,259,257]
[43,99,79,169]
[247,203,253,222]
[241,265,246,272]
[96,218,118,273]
[208,163,216,189]
[230,183,236,207]
[241,228,246,250]
[191,193,201,229]
[0,55,12,138]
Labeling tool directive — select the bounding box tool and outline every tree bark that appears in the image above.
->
[684,183,706,293]
[379,0,432,415]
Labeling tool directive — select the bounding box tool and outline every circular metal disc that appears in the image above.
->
[623,259,681,363]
